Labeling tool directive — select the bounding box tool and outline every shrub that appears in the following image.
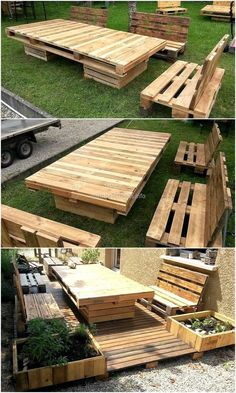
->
[81,249,100,264]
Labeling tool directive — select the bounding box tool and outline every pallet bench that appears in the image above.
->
[156,1,187,15]
[6,19,166,89]
[43,256,64,278]
[69,6,108,27]
[174,123,222,174]
[1,204,101,247]
[25,128,171,224]
[140,35,229,118]
[130,12,190,60]
[20,272,46,294]
[201,1,235,21]
[146,152,232,247]
[13,261,63,326]
[142,263,208,317]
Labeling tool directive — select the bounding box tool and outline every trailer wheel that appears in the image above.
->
[1,148,15,168]
[16,140,33,159]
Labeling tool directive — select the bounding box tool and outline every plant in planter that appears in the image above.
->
[81,249,100,264]
[183,316,234,335]
[13,318,105,390]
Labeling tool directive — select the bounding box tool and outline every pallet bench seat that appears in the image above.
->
[69,6,108,27]
[140,35,229,118]
[6,19,166,89]
[130,12,190,60]
[146,152,232,247]
[13,261,63,325]
[20,272,46,294]
[142,263,208,316]
[43,256,64,278]
[201,1,235,21]
[174,123,222,174]
[156,1,187,14]
[1,204,101,247]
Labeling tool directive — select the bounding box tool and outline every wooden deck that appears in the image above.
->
[26,128,171,223]
[46,277,195,372]
[6,19,166,88]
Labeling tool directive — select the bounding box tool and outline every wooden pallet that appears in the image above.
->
[43,256,64,277]
[140,35,229,118]
[51,263,154,323]
[156,1,187,14]
[130,12,190,60]
[143,263,208,317]
[1,204,101,247]
[6,19,166,88]
[174,123,222,174]
[146,152,232,247]
[20,272,46,294]
[201,3,235,21]
[25,128,171,223]
[95,302,195,371]
[69,6,108,27]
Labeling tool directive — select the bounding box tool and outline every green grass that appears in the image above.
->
[2,120,235,247]
[2,1,235,118]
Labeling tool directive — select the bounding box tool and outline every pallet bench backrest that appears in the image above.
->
[156,263,208,304]
[12,260,27,321]
[190,35,229,109]
[205,152,232,244]
[130,12,190,43]
[69,6,108,27]
[213,1,231,6]
[158,1,182,8]
[204,123,222,164]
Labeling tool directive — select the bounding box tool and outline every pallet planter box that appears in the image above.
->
[13,335,106,391]
[167,310,235,352]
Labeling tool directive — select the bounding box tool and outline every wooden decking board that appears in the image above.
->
[26,128,170,222]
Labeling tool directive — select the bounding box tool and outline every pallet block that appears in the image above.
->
[146,152,232,247]
[140,35,229,118]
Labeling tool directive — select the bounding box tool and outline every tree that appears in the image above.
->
[128,1,137,31]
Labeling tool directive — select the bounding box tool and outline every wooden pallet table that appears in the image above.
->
[6,19,166,88]
[1,204,101,247]
[201,2,235,21]
[51,263,154,323]
[141,35,229,118]
[25,128,171,223]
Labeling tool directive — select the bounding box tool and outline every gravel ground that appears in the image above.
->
[1,103,22,118]
[2,119,122,183]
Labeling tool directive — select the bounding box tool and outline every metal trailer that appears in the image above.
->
[1,119,61,168]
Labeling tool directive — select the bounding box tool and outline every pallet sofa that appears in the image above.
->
[69,6,108,27]
[156,1,187,15]
[130,12,190,60]
[174,123,222,174]
[1,205,101,248]
[13,261,63,328]
[142,263,208,316]
[140,35,229,118]
[201,1,235,21]
[146,152,232,247]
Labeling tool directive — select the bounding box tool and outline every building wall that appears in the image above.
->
[120,248,235,319]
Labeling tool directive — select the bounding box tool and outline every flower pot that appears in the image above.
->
[167,310,235,352]
[13,335,106,391]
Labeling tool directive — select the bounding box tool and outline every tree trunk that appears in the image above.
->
[128,1,137,31]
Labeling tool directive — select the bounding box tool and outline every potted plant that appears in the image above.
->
[81,249,100,264]
[13,318,106,391]
[167,310,235,352]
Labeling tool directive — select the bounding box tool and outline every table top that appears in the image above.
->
[52,263,154,306]
[7,19,166,72]
[25,128,171,215]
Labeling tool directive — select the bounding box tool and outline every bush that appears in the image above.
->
[1,249,16,278]
[81,249,100,264]
[1,276,14,301]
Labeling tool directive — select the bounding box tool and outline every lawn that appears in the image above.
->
[2,119,235,247]
[1,1,235,118]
